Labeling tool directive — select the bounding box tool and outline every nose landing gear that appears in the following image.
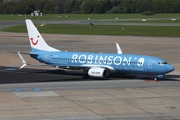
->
[154,77,158,81]
[154,75,163,81]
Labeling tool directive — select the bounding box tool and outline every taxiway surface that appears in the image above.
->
[0,31,180,120]
[1,19,180,30]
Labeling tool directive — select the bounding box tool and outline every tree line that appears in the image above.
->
[0,0,180,14]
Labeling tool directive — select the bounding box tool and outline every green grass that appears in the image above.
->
[114,19,180,23]
[1,14,180,37]
[1,14,180,20]
[2,24,180,37]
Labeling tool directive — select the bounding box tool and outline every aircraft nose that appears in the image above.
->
[165,64,174,73]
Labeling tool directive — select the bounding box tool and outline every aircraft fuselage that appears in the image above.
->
[32,51,174,76]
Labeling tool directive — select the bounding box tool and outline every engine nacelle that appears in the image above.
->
[88,67,108,78]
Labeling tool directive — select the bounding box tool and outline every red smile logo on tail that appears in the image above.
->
[30,35,39,45]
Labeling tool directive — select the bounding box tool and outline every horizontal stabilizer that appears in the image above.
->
[18,52,28,69]
[17,52,50,69]
[4,51,30,55]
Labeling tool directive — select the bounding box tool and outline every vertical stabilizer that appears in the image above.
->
[25,19,60,52]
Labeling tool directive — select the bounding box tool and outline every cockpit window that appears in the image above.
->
[158,61,168,64]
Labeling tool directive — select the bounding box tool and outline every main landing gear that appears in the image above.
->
[83,73,89,79]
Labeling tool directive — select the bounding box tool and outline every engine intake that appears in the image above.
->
[88,67,108,78]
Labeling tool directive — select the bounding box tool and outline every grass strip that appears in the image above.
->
[2,24,180,37]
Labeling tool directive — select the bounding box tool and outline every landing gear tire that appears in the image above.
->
[83,74,89,79]
[154,77,158,81]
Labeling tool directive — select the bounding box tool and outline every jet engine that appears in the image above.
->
[88,67,108,78]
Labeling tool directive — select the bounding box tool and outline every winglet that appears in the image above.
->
[116,43,122,54]
[17,52,27,69]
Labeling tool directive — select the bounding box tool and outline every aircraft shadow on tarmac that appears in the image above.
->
[0,66,179,84]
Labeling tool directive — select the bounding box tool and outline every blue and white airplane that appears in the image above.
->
[19,19,174,80]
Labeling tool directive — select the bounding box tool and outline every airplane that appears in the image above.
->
[18,19,174,80]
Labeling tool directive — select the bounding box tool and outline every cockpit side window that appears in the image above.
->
[158,61,168,65]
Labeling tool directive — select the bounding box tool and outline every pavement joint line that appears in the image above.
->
[33,113,180,120]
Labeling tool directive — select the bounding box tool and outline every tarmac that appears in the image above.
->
[0,32,180,120]
[0,87,180,120]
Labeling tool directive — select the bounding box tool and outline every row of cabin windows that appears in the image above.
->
[51,57,142,64]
